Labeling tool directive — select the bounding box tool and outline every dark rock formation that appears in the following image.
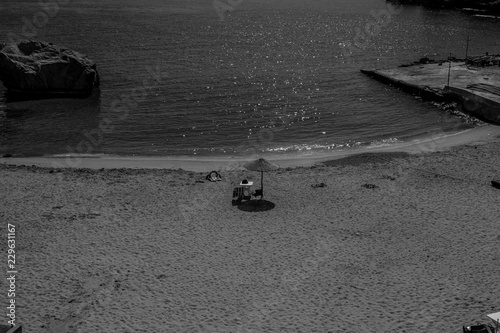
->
[465,54,500,67]
[386,0,500,15]
[0,41,99,98]
[419,57,430,64]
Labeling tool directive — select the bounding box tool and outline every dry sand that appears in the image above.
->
[1,129,500,333]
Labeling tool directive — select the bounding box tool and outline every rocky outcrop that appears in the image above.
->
[0,41,99,98]
[386,0,500,15]
[466,54,500,67]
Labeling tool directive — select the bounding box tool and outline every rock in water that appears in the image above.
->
[0,40,100,98]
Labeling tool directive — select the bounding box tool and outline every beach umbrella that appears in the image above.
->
[243,158,279,197]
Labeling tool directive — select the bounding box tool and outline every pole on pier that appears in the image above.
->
[465,35,470,59]
[447,53,451,87]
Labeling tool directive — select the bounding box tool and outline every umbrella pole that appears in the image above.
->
[261,171,264,199]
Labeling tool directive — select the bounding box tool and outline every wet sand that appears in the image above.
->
[2,125,500,172]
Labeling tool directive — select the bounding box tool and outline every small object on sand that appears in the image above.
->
[205,171,222,182]
[252,188,263,198]
[491,180,500,189]
[464,309,500,333]
[362,183,379,189]
[311,182,327,188]
[0,324,22,333]
[462,323,496,333]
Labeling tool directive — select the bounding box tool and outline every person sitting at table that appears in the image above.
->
[241,179,252,199]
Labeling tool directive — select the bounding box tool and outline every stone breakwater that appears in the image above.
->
[361,59,500,125]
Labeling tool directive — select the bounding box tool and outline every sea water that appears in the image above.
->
[0,0,499,158]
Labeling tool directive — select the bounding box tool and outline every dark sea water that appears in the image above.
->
[0,0,499,158]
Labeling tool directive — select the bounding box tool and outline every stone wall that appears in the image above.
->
[443,86,500,125]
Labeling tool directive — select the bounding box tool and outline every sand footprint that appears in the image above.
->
[49,272,118,333]
[49,299,92,333]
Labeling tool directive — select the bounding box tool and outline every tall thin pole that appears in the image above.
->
[261,171,263,191]
[465,35,470,59]
[447,53,451,87]
[261,170,264,199]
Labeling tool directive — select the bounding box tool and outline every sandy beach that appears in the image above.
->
[1,127,500,333]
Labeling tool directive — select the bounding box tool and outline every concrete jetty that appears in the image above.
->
[361,61,500,124]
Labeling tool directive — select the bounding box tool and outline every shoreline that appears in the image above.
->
[1,125,500,172]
